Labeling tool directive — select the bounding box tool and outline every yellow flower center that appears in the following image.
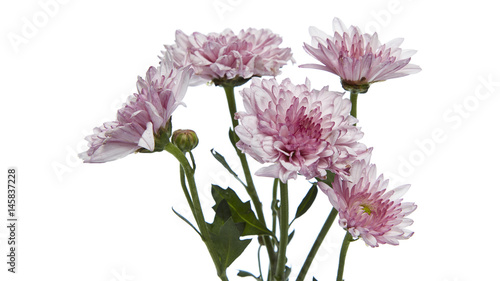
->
[360,204,372,215]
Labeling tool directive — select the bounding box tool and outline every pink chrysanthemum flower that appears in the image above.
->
[79,55,193,163]
[234,77,369,183]
[165,28,294,86]
[301,18,421,93]
[318,160,417,247]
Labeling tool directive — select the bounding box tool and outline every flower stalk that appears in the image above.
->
[223,85,240,130]
[275,180,289,281]
[223,84,277,275]
[271,178,279,245]
[165,143,228,281]
[336,232,353,281]
[178,166,195,216]
[349,91,358,120]
[296,207,338,281]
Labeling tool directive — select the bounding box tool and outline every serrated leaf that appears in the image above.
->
[210,187,233,235]
[212,185,273,236]
[208,206,228,235]
[213,197,232,221]
[211,217,252,270]
[171,208,201,237]
[210,198,245,235]
[237,270,260,280]
[294,184,318,221]
[211,149,246,187]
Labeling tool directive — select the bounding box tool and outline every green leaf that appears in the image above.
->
[285,266,292,280]
[171,208,201,237]
[313,277,318,281]
[294,184,318,221]
[237,270,260,280]
[211,217,252,270]
[213,196,232,221]
[316,170,335,185]
[210,198,245,235]
[228,128,239,149]
[211,149,246,187]
[209,205,228,235]
[212,185,273,236]
[287,229,295,245]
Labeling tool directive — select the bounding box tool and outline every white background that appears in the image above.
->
[1,0,499,281]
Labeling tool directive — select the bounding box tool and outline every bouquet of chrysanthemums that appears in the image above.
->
[79,18,420,281]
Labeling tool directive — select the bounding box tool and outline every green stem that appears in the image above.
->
[271,178,279,245]
[336,232,353,281]
[188,151,196,171]
[165,143,228,281]
[275,180,289,281]
[179,165,195,215]
[223,85,239,129]
[349,92,358,120]
[257,245,263,280]
[222,85,277,274]
[268,178,279,281]
[296,207,338,281]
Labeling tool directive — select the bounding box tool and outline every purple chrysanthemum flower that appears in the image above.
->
[318,160,417,247]
[165,28,294,85]
[79,54,193,163]
[234,77,369,183]
[301,18,421,93]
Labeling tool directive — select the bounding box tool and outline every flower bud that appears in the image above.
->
[172,129,199,153]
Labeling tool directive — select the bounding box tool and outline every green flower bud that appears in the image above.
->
[172,129,199,153]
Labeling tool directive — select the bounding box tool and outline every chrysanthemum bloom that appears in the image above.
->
[79,55,193,163]
[165,28,294,86]
[318,160,417,247]
[234,77,369,183]
[301,18,421,93]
